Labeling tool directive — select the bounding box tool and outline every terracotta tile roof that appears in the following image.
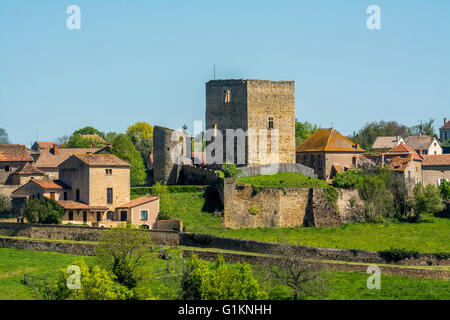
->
[0,144,34,162]
[34,147,100,169]
[34,142,55,150]
[58,200,108,210]
[12,163,45,175]
[422,154,450,166]
[32,179,71,190]
[116,195,159,209]
[404,135,438,151]
[372,136,403,150]
[73,154,130,167]
[386,156,412,172]
[440,120,450,130]
[387,143,423,161]
[296,128,365,153]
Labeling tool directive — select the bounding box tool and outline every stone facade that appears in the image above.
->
[205,79,295,167]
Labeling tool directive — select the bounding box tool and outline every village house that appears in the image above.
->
[295,128,365,180]
[371,136,405,152]
[31,142,99,180]
[404,135,442,155]
[440,118,450,154]
[0,144,37,185]
[12,153,159,228]
[421,154,450,186]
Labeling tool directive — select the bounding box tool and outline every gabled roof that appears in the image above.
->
[32,179,71,190]
[0,144,33,162]
[387,143,423,161]
[422,154,450,166]
[71,154,130,167]
[372,136,404,150]
[12,163,45,175]
[296,128,365,153]
[386,156,413,172]
[116,195,159,209]
[58,200,108,210]
[32,141,55,150]
[34,147,100,169]
[404,135,438,151]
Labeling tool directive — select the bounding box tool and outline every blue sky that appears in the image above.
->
[0,0,449,146]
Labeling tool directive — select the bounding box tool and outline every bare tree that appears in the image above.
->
[268,242,327,300]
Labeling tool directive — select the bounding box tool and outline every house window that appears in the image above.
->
[83,211,87,223]
[97,212,102,222]
[303,155,307,166]
[352,156,357,167]
[310,155,315,169]
[318,155,322,170]
[268,117,274,129]
[223,88,231,104]
[105,169,112,175]
[4,166,9,172]
[120,211,127,222]
[76,189,80,202]
[140,210,149,221]
[68,211,73,221]
[37,193,40,200]
[64,192,68,200]
[50,192,55,200]
[107,188,113,205]
[106,211,114,221]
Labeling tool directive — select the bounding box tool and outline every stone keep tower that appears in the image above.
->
[205,79,295,167]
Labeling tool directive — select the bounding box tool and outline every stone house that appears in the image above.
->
[0,144,35,184]
[404,135,442,155]
[205,79,296,168]
[421,154,450,186]
[12,154,159,228]
[371,136,404,151]
[9,163,47,185]
[440,117,450,145]
[295,128,365,180]
[31,142,99,180]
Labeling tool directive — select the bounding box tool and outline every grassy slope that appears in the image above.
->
[0,248,448,300]
[158,192,450,253]
[237,172,330,188]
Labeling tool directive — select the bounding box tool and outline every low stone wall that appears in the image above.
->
[155,219,183,231]
[0,237,97,256]
[179,165,218,186]
[0,222,180,246]
[239,163,317,178]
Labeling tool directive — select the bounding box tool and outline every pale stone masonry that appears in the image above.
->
[205,79,296,167]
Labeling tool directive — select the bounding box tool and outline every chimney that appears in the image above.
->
[53,144,59,155]
[445,117,448,125]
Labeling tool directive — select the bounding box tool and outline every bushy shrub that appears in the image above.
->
[23,198,64,224]
[332,169,366,189]
[181,254,266,300]
[440,180,450,200]
[0,192,12,217]
[131,185,206,197]
[221,163,243,178]
[413,183,444,218]
[379,248,420,263]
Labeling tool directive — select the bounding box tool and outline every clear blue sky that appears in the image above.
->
[1,0,449,146]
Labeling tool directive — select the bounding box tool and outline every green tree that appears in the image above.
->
[111,134,147,186]
[23,198,64,224]
[73,126,104,136]
[181,254,266,300]
[95,224,157,289]
[221,163,243,178]
[66,126,106,148]
[126,122,154,159]
[45,259,133,300]
[295,119,318,146]
[440,180,450,200]
[410,119,437,138]
[0,192,12,217]
[0,128,9,144]
[413,183,444,218]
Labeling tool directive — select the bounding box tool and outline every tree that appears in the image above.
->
[0,128,9,144]
[55,135,69,145]
[95,224,157,289]
[23,198,64,224]
[181,254,266,300]
[73,126,104,136]
[0,192,12,217]
[220,163,243,178]
[111,134,147,186]
[66,126,106,148]
[267,243,326,300]
[440,180,450,200]
[126,122,154,159]
[410,119,437,138]
[295,119,318,146]
[44,259,133,300]
[413,183,444,218]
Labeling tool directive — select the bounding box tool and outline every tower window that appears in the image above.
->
[268,117,274,129]
[107,188,113,205]
[213,123,218,137]
[223,88,231,104]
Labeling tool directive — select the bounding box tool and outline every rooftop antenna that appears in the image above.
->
[213,64,216,80]
[419,120,424,135]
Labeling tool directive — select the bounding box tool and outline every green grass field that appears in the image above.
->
[236,172,330,188]
[158,191,450,253]
[0,248,448,300]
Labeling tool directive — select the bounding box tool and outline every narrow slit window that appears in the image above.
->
[223,88,231,103]
[268,117,274,129]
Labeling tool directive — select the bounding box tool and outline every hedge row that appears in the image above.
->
[131,185,208,196]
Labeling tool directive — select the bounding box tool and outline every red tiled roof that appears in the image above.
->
[34,142,55,150]
[12,163,45,175]
[34,147,100,169]
[386,156,412,172]
[0,144,33,162]
[32,179,71,190]
[116,195,159,209]
[73,154,130,167]
[58,200,108,210]
[296,129,365,153]
[387,143,422,161]
[440,120,450,130]
[422,154,450,166]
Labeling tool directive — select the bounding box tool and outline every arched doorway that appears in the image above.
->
[106,211,114,221]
